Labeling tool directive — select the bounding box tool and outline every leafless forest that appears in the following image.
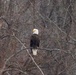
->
[0,0,76,75]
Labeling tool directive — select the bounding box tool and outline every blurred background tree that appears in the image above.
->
[0,0,76,75]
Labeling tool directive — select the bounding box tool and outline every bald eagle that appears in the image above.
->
[30,29,40,55]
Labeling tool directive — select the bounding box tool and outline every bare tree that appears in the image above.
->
[0,0,76,75]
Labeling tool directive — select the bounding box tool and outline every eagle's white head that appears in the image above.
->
[33,28,39,34]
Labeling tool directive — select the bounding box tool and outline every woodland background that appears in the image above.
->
[0,0,76,75]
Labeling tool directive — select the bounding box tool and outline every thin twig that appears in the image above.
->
[6,71,10,75]
[63,0,72,27]
[3,68,27,75]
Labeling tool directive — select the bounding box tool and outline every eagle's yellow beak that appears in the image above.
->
[33,29,36,33]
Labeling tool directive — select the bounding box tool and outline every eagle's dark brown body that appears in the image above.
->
[30,34,40,49]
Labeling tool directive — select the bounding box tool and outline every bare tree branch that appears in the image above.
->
[13,35,45,75]
[37,11,76,42]
[6,71,11,75]
[3,68,27,75]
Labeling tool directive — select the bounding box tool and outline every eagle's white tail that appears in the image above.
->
[32,49,38,55]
